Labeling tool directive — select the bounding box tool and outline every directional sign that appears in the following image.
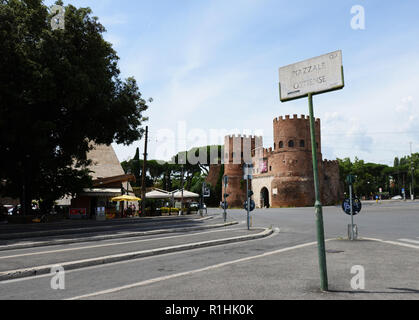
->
[279,50,344,102]
[203,187,211,198]
[342,198,362,216]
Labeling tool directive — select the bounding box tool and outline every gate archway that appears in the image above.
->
[260,187,270,208]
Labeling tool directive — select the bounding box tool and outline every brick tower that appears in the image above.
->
[222,135,262,208]
[269,115,322,207]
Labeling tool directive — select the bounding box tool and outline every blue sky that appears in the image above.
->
[46,0,419,165]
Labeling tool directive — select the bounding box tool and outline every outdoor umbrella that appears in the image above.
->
[111,195,141,202]
[172,190,200,199]
[146,190,171,199]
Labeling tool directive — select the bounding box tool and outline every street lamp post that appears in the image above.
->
[411,142,415,201]
[180,164,184,216]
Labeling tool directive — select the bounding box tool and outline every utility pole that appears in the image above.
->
[223,176,229,222]
[180,165,184,216]
[243,164,254,230]
[411,142,415,201]
[246,176,250,230]
[141,126,148,216]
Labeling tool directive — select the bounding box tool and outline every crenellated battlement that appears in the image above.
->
[323,159,339,165]
[226,134,262,139]
[263,147,275,157]
[273,114,320,123]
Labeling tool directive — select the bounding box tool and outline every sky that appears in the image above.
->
[46,0,419,166]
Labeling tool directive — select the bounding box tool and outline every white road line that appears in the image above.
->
[364,237,419,250]
[398,239,419,245]
[67,236,315,301]
[0,227,245,260]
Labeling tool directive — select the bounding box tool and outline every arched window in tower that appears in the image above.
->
[300,140,305,148]
[288,140,295,148]
[274,143,276,150]
[279,141,284,149]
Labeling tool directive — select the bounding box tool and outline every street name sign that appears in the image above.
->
[279,50,344,102]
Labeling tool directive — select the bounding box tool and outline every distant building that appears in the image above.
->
[69,144,136,218]
[221,115,343,208]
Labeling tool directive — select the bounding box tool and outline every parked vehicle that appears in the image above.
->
[187,202,199,214]
[391,195,403,200]
[8,205,21,215]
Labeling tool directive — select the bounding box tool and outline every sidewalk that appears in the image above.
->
[362,199,417,205]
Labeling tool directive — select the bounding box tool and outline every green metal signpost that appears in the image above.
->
[279,50,345,292]
[308,93,328,291]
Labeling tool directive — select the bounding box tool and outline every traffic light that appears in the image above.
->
[224,193,230,199]
[248,190,254,198]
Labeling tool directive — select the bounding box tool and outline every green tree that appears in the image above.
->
[338,157,390,199]
[171,145,222,190]
[0,0,149,214]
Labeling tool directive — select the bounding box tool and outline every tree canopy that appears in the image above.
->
[338,154,418,199]
[0,0,150,213]
[121,145,224,205]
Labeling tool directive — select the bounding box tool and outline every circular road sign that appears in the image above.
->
[342,198,362,216]
[244,200,256,212]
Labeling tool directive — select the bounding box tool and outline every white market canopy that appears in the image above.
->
[145,189,200,200]
[145,189,171,199]
[171,190,200,199]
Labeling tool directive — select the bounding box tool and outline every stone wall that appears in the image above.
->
[205,164,222,188]
[321,160,344,205]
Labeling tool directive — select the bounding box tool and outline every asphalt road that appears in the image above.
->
[0,201,418,300]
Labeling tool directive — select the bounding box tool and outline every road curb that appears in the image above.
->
[0,216,214,241]
[0,227,274,281]
[0,219,232,252]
